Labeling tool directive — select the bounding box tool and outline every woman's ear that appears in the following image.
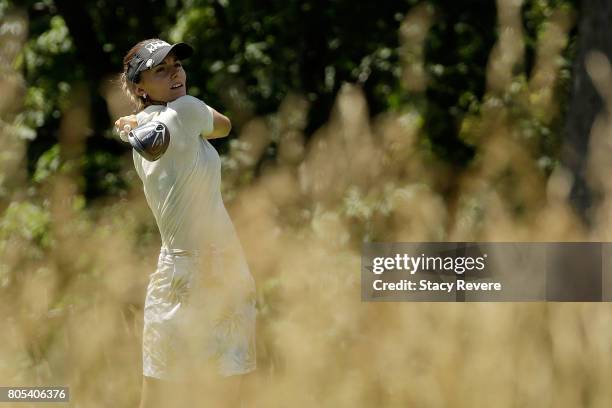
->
[135,87,145,97]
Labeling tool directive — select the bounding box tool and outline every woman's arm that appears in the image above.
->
[207,108,232,139]
[114,102,231,140]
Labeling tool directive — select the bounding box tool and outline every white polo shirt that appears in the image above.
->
[132,95,235,251]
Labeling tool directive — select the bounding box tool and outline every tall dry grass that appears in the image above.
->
[2,1,612,407]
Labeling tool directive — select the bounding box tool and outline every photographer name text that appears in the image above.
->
[372,279,502,292]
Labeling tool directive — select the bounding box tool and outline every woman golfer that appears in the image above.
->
[115,38,256,407]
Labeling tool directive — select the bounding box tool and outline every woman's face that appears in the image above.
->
[136,53,187,102]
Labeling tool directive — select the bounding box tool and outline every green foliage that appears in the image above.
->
[0,201,51,249]
[18,12,76,143]
[83,150,127,197]
[32,144,60,183]
[5,0,576,204]
[421,0,575,166]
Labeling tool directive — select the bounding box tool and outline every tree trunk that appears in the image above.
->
[562,0,612,225]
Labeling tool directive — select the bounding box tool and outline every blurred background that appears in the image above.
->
[2,0,612,406]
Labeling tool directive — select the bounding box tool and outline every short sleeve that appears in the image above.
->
[168,95,214,138]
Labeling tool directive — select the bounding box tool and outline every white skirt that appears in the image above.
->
[142,245,256,381]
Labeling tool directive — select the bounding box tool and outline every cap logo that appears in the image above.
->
[144,40,170,53]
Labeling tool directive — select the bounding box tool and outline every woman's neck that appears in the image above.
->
[145,99,167,106]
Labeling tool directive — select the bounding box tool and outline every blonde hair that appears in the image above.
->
[119,38,163,113]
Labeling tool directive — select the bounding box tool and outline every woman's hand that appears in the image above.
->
[114,115,139,142]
